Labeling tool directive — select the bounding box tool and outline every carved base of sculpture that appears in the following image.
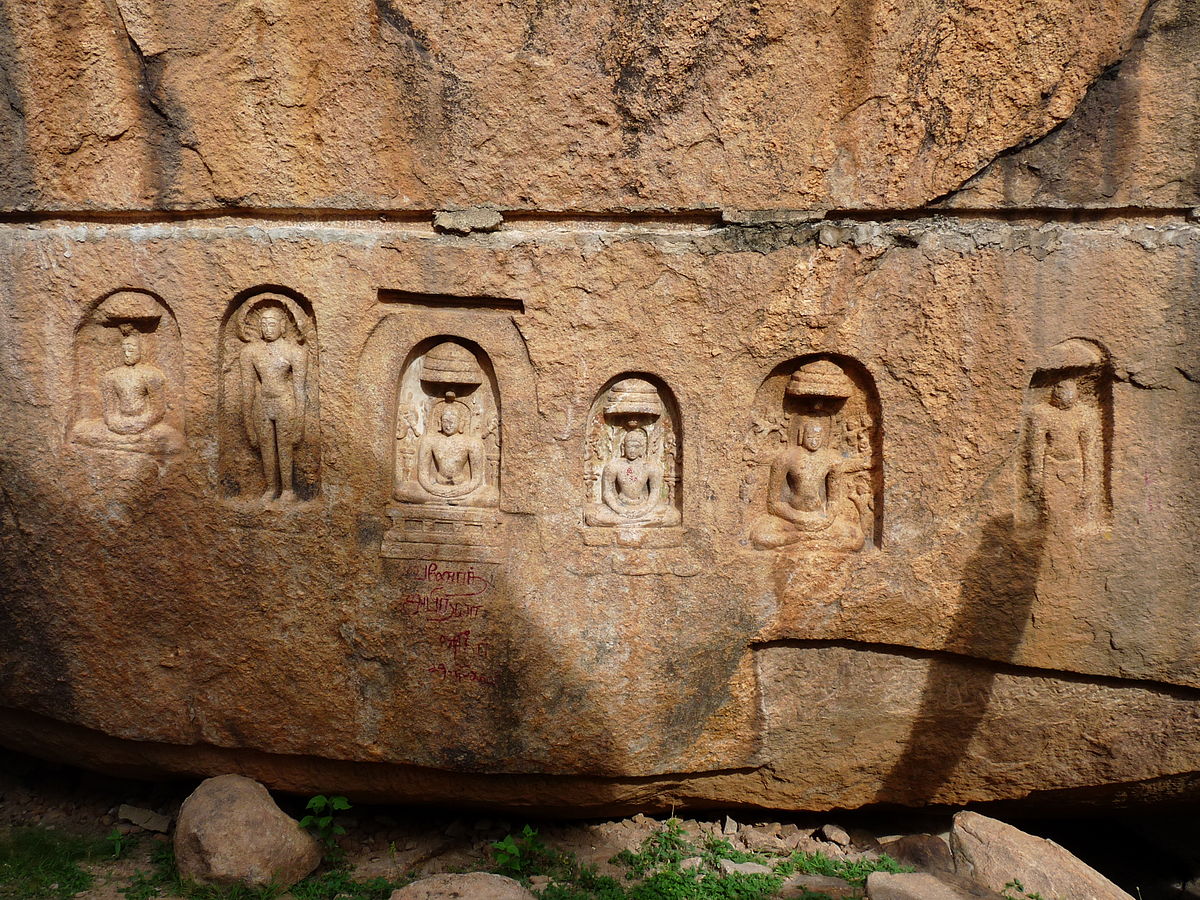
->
[382,504,502,561]
[583,502,681,528]
[71,418,183,454]
[750,497,865,552]
[394,479,498,508]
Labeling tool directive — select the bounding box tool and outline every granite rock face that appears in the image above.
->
[0,0,1198,813]
[950,812,1135,900]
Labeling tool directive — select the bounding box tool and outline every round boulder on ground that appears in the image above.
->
[390,873,536,900]
[174,774,321,890]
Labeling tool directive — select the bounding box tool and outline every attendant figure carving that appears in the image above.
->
[240,305,308,502]
[72,324,183,454]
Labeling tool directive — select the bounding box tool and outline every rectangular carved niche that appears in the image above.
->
[383,338,502,560]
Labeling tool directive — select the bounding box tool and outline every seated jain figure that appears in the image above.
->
[72,331,182,453]
[750,418,868,551]
[586,428,680,527]
[397,401,498,507]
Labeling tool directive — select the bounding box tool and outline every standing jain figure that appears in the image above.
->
[1026,377,1102,528]
[241,306,307,502]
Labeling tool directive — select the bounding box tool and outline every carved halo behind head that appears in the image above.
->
[235,293,311,343]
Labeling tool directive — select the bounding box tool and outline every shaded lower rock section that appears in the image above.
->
[5,642,1200,813]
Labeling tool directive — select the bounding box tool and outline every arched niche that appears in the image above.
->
[392,336,501,508]
[583,373,682,528]
[217,286,320,503]
[382,336,502,556]
[1020,337,1113,528]
[68,289,185,455]
[745,354,883,552]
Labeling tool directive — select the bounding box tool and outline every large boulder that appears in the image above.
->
[950,812,1134,900]
[390,873,535,900]
[866,872,1004,900]
[174,775,321,890]
[0,0,1198,817]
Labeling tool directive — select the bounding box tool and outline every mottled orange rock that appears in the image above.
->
[0,0,1197,813]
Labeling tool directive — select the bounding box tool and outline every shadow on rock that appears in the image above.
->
[876,513,1045,805]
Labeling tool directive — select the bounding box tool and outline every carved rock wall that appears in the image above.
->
[0,0,1198,812]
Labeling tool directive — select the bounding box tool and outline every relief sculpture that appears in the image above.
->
[584,377,681,528]
[218,289,320,503]
[1022,338,1112,531]
[383,339,501,558]
[241,306,309,503]
[70,290,184,455]
[747,357,881,552]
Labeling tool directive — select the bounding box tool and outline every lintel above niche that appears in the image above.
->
[378,289,525,314]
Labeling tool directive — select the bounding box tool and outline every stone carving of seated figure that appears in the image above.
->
[396,401,497,507]
[750,418,869,551]
[72,331,183,453]
[585,428,680,527]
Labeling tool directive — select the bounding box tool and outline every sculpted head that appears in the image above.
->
[801,419,828,451]
[120,333,142,366]
[1050,379,1078,410]
[622,428,648,461]
[439,403,465,436]
[259,307,285,342]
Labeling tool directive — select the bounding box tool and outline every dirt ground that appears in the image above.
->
[1,747,1197,899]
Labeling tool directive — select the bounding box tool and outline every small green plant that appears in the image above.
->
[1002,879,1048,900]
[612,819,693,879]
[492,825,557,879]
[105,827,135,860]
[773,849,908,887]
[298,795,352,854]
[699,837,758,867]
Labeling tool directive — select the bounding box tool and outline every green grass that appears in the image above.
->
[483,818,911,900]
[120,843,409,900]
[0,826,106,899]
[774,849,908,887]
[4,815,910,900]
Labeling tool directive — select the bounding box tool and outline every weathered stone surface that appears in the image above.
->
[780,874,858,899]
[390,873,535,900]
[950,812,1134,900]
[434,209,504,236]
[881,835,954,876]
[174,775,320,889]
[946,0,1200,209]
[719,860,773,875]
[0,0,1198,816]
[117,803,170,834]
[819,824,852,847]
[0,0,1147,212]
[866,872,1003,900]
[0,211,1197,811]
